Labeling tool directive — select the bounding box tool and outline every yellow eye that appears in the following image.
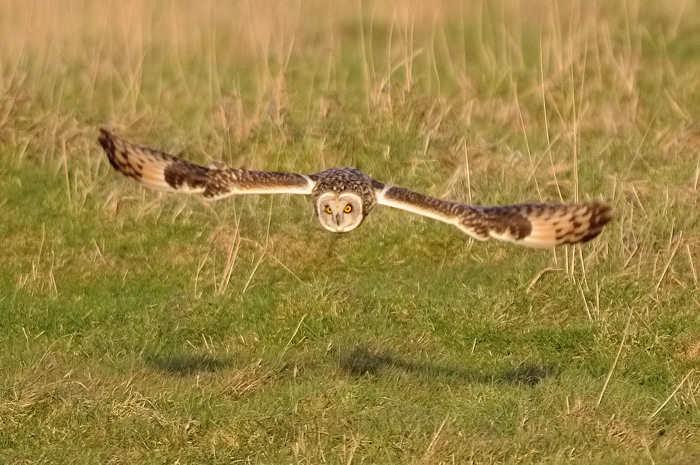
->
[325,206,333,214]
[344,204,352,213]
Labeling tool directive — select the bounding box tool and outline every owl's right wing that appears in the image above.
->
[98,129,315,200]
[375,184,612,248]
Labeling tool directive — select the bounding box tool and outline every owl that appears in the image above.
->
[98,129,612,247]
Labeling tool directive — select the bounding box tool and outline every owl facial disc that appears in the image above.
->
[316,192,364,233]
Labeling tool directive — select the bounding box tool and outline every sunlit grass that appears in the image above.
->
[1,0,699,463]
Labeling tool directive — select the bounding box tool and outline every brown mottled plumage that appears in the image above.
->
[98,128,612,246]
[98,129,313,198]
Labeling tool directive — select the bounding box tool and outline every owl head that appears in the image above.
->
[316,192,365,233]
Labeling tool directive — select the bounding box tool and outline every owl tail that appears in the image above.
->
[98,128,210,194]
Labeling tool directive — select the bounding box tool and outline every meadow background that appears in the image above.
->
[1,0,699,463]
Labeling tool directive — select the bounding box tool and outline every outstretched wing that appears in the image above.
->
[375,184,612,248]
[98,129,315,200]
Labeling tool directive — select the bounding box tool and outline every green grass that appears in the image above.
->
[1,0,700,463]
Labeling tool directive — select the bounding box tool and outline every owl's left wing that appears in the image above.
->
[98,129,315,199]
[375,183,612,248]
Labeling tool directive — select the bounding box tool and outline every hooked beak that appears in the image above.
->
[335,213,341,226]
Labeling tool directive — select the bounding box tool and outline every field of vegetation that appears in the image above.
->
[1,0,699,462]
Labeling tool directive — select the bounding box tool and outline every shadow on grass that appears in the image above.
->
[339,346,556,386]
[145,352,235,375]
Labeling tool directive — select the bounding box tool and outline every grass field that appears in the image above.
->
[1,0,699,463]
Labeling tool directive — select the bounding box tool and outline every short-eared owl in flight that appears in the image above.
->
[98,129,612,247]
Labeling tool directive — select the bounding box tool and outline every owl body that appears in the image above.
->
[98,129,613,248]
